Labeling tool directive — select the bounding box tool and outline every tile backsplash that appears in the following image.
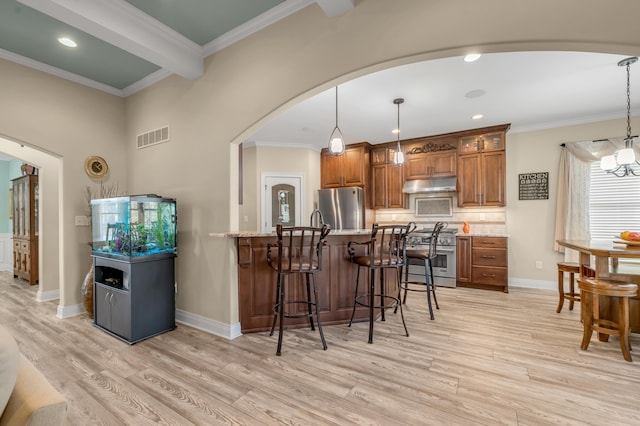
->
[375,193,506,234]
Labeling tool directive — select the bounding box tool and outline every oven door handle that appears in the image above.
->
[437,248,455,253]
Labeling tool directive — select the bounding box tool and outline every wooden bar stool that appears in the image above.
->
[347,223,413,344]
[556,261,580,313]
[267,224,330,356]
[577,277,638,362]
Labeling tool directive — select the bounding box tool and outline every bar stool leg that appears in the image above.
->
[270,272,282,336]
[349,266,362,327]
[424,258,435,320]
[380,269,386,322]
[428,260,439,310]
[368,269,375,344]
[396,266,409,337]
[276,274,286,356]
[305,274,315,331]
[311,272,328,351]
[402,262,409,305]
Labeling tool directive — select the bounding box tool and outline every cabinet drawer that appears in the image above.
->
[472,266,508,286]
[472,248,507,267]
[473,237,507,249]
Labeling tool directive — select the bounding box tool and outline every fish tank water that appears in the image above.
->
[91,195,177,260]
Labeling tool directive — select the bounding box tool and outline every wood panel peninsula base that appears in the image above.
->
[236,232,401,334]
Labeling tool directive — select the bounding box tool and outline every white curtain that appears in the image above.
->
[553,138,626,262]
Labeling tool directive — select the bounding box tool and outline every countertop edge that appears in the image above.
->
[210,230,373,238]
[456,233,510,238]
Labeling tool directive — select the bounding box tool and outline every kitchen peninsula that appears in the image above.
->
[234,230,403,333]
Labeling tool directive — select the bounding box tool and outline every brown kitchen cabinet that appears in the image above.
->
[456,236,472,284]
[371,147,406,209]
[404,150,456,180]
[321,142,371,188]
[457,236,508,293]
[12,174,39,285]
[457,128,507,207]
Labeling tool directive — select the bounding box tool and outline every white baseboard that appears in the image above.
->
[0,233,12,272]
[509,277,556,291]
[37,288,59,302]
[176,309,242,340]
[57,303,84,319]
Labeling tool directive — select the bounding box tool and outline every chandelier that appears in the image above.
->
[600,57,639,177]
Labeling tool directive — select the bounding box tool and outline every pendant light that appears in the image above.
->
[393,98,405,165]
[328,86,345,155]
[600,56,639,177]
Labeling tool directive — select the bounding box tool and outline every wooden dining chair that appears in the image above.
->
[556,261,580,313]
[577,276,638,362]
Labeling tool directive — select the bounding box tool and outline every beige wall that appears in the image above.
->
[506,118,632,287]
[2,0,640,331]
[0,59,127,313]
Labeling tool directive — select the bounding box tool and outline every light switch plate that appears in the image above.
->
[75,215,90,226]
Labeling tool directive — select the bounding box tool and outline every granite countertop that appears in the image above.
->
[211,229,373,238]
[456,233,510,238]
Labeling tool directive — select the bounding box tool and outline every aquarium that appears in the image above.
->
[91,195,177,260]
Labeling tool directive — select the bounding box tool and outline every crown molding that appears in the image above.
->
[202,0,314,57]
[0,48,124,97]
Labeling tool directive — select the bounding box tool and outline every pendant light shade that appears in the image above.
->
[328,86,345,155]
[600,56,640,177]
[393,98,405,165]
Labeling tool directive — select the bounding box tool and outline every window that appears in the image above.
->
[589,162,640,241]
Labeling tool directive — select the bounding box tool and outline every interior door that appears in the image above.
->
[262,174,303,232]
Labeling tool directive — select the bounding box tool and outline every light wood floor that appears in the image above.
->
[2,272,639,425]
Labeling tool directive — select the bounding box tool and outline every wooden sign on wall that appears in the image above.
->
[519,172,549,200]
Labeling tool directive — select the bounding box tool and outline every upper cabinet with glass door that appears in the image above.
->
[459,132,505,155]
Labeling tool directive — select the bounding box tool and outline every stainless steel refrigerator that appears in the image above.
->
[318,187,365,230]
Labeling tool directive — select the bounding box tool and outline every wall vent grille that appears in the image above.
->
[137,126,169,149]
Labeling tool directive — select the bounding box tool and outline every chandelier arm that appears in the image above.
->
[627,61,632,140]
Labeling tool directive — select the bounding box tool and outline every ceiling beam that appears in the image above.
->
[314,0,355,17]
[18,0,203,80]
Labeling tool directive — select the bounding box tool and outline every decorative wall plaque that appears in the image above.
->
[519,172,548,200]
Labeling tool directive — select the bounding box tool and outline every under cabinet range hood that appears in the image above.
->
[402,176,457,193]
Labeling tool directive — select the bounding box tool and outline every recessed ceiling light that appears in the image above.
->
[464,89,486,99]
[464,53,481,62]
[58,37,77,48]
[472,114,484,120]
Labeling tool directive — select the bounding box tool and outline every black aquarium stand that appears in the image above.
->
[92,255,176,344]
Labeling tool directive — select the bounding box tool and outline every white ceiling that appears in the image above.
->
[248,51,640,151]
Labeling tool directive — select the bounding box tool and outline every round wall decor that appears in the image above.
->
[84,156,109,179]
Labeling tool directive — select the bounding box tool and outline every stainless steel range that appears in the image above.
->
[406,225,457,288]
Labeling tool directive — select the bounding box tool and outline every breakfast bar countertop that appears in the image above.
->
[456,233,510,238]
[210,229,373,238]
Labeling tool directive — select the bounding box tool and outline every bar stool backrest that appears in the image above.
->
[428,221,447,259]
[368,223,414,268]
[267,224,330,273]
